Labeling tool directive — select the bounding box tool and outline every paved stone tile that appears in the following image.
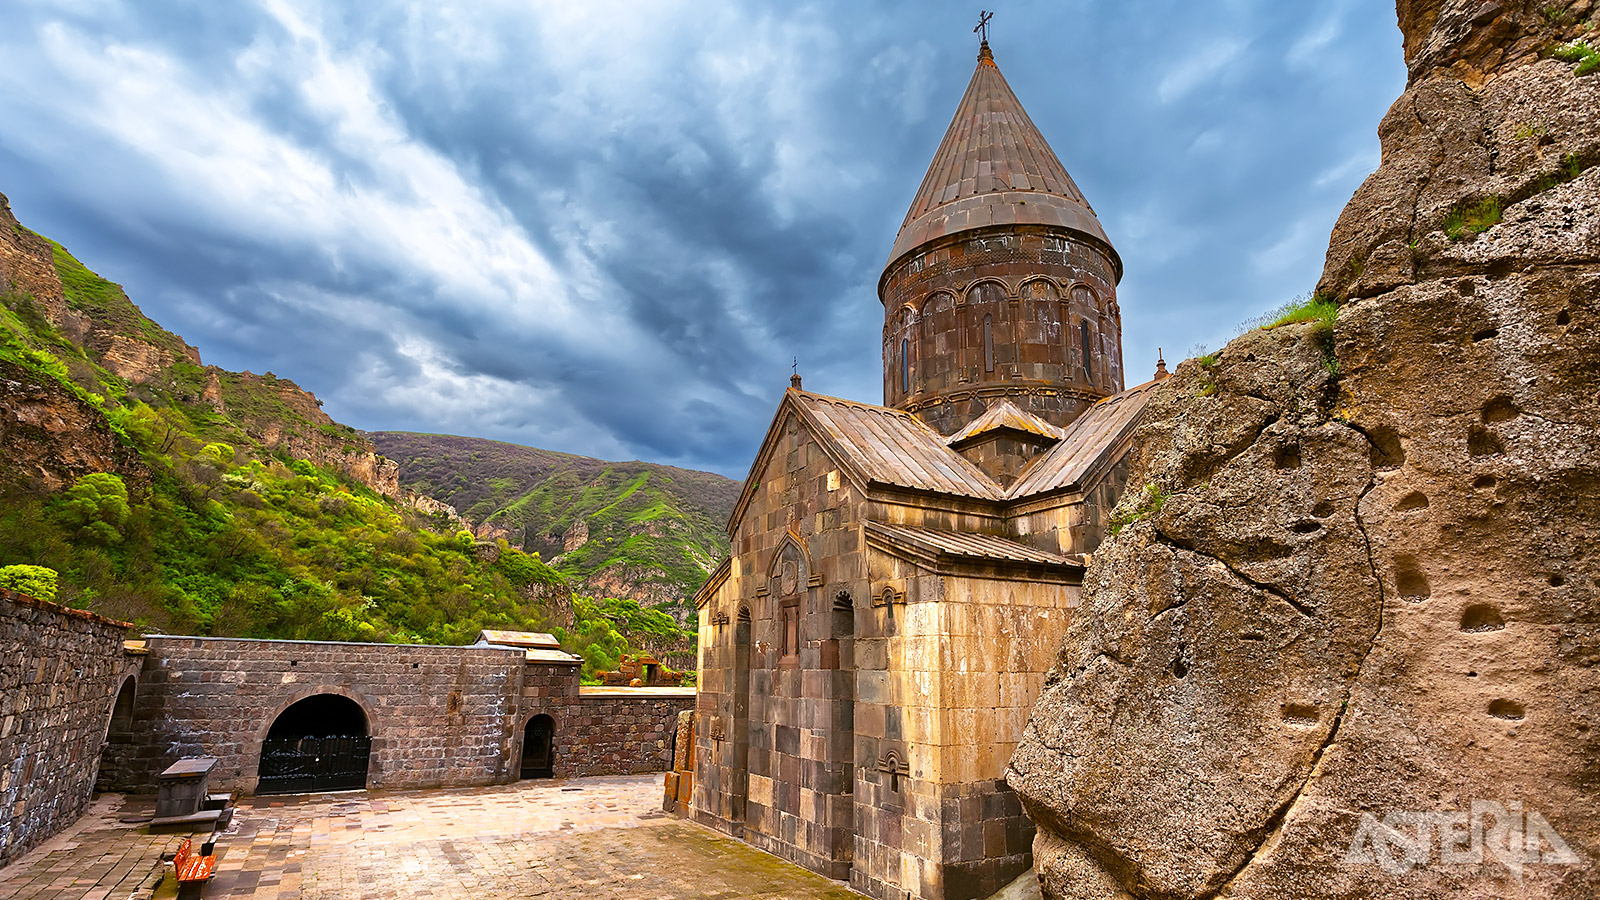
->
[0,777,862,900]
[0,795,179,900]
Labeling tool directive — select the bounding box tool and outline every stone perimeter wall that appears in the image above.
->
[102,636,695,795]
[0,589,132,867]
[107,636,531,794]
[546,695,695,777]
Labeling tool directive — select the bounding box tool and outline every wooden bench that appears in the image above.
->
[172,836,217,900]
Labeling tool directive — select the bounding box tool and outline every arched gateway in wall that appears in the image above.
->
[257,693,372,794]
[521,714,555,778]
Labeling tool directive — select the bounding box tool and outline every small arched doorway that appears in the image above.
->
[107,676,136,740]
[258,694,371,794]
[521,714,555,778]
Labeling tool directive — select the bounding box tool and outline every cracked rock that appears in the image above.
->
[1008,2,1600,898]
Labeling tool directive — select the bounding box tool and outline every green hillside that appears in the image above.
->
[371,432,740,620]
[0,193,694,671]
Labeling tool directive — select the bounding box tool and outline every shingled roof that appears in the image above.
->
[886,41,1119,275]
[865,522,1082,569]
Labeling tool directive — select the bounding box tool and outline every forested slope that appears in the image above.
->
[373,431,740,620]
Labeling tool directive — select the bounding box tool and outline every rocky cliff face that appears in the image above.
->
[1008,3,1599,898]
[217,369,400,496]
[0,359,144,493]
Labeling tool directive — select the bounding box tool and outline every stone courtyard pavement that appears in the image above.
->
[0,775,863,900]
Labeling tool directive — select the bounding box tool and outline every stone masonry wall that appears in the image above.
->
[543,694,696,777]
[514,663,693,778]
[0,590,130,868]
[102,637,693,796]
[693,410,867,881]
[109,636,533,795]
[882,227,1124,436]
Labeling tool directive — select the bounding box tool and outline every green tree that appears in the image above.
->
[59,473,131,543]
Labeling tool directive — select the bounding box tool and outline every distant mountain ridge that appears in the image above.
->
[371,431,740,618]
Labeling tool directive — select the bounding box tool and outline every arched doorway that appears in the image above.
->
[258,694,371,794]
[521,714,555,778]
[107,676,136,739]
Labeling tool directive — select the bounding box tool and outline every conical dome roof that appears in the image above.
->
[886,42,1118,277]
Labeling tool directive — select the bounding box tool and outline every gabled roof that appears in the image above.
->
[694,557,732,609]
[1007,378,1163,498]
[727,382,1160,534]
[475,629,561,650]
[865,522,1080,567]
[796,391,1006,499]
[727,388,1004,535]
[886,42,1119,275]
[946,398,1063,447]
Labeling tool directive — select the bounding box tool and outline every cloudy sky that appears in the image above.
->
[0,0,1406,478]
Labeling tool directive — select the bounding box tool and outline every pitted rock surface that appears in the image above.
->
[1008,2,1600,898]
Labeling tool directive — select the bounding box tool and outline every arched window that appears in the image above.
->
[1080,319,1094,382]
[770,539,808,664]
[901,338,909,392]
[984,315,994,372]
[919,292,954,392]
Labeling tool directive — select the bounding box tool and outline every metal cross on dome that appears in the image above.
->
[974,10,993,42]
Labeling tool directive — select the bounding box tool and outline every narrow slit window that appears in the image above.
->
[781,603,800,659]
[901,338,909,392]
[1080,319,1094,382]
[984,315,994,372]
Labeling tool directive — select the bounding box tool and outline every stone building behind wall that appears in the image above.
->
[691,40,1161,900]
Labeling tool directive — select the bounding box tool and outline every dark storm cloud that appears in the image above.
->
[0,0,1405,477]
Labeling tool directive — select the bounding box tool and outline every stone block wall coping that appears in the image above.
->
[522,650,582,666]
[0,588,131,630]
[145,633,525,655]
[577,687,698,698]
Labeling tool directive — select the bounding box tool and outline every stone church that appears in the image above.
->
[691,39,1162,900]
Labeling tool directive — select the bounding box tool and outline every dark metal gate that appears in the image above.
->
[257,735,371,794]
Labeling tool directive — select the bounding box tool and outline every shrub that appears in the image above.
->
[0,564,59,601]
[1550,40,1600,75]
[59,473,131,543]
